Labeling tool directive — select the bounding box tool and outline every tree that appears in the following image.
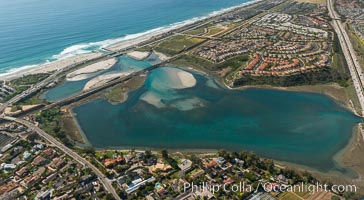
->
[331,195,340,200]
[105,193,114,200]
[83,146,96,156]
[161,149,168,159]
[27,132,39,143]
[145,150,152,158]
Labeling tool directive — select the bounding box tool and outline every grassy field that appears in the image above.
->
[60,109,85,144]
[205,26,225,36]
[184,26,208,35]
[105,84,126,103]
[347,26,364,71]
[169,54,217,71]
[104,75,146,104]
[155,35,205,56]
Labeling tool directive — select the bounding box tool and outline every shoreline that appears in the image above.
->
[66,58,118,81]
[230,83,361,116]
[0,52,103,81]
[65,63,363,180]
[0,0,263,81]
[67,80,364,182]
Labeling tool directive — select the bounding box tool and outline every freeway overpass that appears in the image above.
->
[327,0,364,117]
[9,55,179,118]
[327,0,364,140]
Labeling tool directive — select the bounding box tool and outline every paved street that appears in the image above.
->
[2,116,121,200]
[328,0,364,117]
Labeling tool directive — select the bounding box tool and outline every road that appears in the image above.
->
[0,53,109,112]
[328,0,364,141]
[2,116,121,200]
[327,0,364,117]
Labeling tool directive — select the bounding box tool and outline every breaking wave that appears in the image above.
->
[0,0,259,78]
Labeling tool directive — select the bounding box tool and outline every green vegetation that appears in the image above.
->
[233,34,350,87]
[170,54,216,70]
[233,67,348,87]
[17,91,47,106]
[155,35,205,56]
[278,192,301,200]
[205,26,224,36]
[2,73,49,102]
[10,73,48,86]
[135,45,153,52]
[348,25,364,71]
[104,76,146,104]
[184,26,208,35]
[161,149,179,169]
[36,108,73,146]
[105,85,125,103]
[172,54,249,72]
[219,54,249,70]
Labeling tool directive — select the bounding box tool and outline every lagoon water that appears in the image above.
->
[73,67,361,175]
[41,55,156,101]
[4,0,362,176]
[0,0,252,75]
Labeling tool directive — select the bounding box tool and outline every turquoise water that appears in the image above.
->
[0,0,251,75]
[41,55,154,101]
[73,67,361,175]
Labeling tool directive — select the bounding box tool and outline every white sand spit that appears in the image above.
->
[83,72,130,91]
[66,58,117,81]
[126,51,150,60]
[177,71,196,88]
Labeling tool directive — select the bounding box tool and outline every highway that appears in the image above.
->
[327,0,364,117]
[0,53,110,113]
[1,116,121,200]
[0,0,287,115]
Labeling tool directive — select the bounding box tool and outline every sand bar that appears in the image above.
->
[163,68,196,89]
[126,51,151,60]
[177,71,196,88]
[83,72,130,91]
[66,58,117,81]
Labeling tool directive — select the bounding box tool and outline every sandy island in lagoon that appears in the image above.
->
[141,68,197,108]
[66,58,118,81]
[0,1,363,191]
[83,72,130,91]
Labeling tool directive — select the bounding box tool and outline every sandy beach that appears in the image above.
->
[108,34,155,52]
[126,51,151,60]
[66,58,117,81]
[0,52,103,81]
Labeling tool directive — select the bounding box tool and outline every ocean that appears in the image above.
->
[3,0,361,176]
[0,0,252,76]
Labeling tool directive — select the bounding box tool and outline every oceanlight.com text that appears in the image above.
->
[183,181,357,194]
